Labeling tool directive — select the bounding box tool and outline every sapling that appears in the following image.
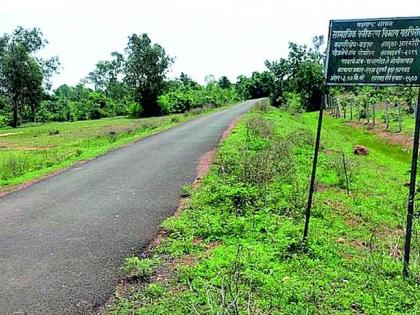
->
[342,151,350,196]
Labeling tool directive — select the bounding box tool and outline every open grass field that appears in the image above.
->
[108,106,419,314]
[0,107,224,193]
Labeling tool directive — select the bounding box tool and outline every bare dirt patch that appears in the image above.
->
[16,146,53,151]
[0,132,22,137]
[222,117,240,140]
[0,143,54,151]
[196,149,216,179]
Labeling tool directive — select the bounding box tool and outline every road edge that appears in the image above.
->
[0,102,243,199]
[96,110,246,314]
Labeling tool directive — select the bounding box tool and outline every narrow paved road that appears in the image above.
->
[0,100,256,314]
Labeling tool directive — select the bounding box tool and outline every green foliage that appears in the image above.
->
[124,256,158,280]
[0,26,59,127]
[284,91,304,114]
[144,283,167,300]
[254,99,270,112]
[217,75,232,89]
[34,84,136,122]
[111,108,419,314]
[0,114,9,127]
[124,33,173,117]
[127,101,143,118]
[158,78,239,115]
[235,71,274,100]
[158,88,193,114]
[265,36,325,111]
[86,51,124,95]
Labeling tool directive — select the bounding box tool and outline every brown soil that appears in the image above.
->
[10,146,53,151]
[0,132,22,137]
[196,149,216,179]
[222,117,240,140]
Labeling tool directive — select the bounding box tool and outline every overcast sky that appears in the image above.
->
[1,0,419,88]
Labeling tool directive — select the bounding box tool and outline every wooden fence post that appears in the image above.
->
[398,102,402,132]
[372,101,376,126]
[366,100,370,124]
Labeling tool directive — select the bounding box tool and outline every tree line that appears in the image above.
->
[0,26,329,128]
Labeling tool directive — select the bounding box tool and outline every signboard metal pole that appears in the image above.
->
[325,17,420,276]
[403,90,420,277]
[303,93,326,243]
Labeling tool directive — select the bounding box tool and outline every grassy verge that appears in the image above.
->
[0,105,234,193]
[107,106,419,314]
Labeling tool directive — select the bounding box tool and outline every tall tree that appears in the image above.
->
[265,36,324,110]
[179,72,197,88]
[86,51,126,99]
[0,27,59,126]
[218,76,232,89]
[123,34,173,117]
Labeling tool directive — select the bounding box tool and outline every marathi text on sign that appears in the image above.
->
[326,17,420,86]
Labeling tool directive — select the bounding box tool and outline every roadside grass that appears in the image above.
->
[0,105,231,192]
[108,107,419,314]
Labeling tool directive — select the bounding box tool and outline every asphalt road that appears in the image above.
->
[0,100,257,314]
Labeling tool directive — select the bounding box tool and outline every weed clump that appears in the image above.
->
[255,99,270,112]
[245,116,273,139]
[48,129,60,136]
[124,256,159,281]
[107,130,118,143]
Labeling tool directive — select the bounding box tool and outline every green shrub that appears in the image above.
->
[159,85,238,114]
[124,256,158,280]
[0,115,9,127]
[245,116,273,139]
[48,129,60,136]
[128,102,143,118]
[255,99,270,112]
[284,92,304,113]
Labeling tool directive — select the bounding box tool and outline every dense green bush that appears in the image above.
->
[34,86,136,123]
[158,82,238,115]
[284,92,304,113]
[0,115,9,128]
[158,89,193,114]
[263,37,325,112]
[127,102,143,118]
[235,72,274,100]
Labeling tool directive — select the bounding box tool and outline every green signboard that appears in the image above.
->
[326,17,420,86]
